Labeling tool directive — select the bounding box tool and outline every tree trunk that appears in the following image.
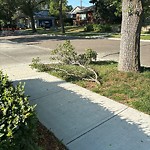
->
[30,15,36,33]
[118,0,143,72]
[59,0,65,33]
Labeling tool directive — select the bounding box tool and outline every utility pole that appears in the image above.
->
[80,0,82,9]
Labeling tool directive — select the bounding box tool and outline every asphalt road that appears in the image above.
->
[0,35,150,66]
[0,37,150,150]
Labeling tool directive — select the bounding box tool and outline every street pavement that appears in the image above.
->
[0,39,150,150]
[1,34,150,67]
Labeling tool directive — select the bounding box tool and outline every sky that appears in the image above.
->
[68,0,92,8]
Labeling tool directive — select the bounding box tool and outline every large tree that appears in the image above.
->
[0,0,17,24]
[90,0,150,72]
[0,0,47,32]
[17,0,46,32]
[49,0,67,33]
[118,0,143,72]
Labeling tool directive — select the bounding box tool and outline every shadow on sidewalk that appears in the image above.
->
[13,78,150,150]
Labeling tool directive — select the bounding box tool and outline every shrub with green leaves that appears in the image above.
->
[50,40,97,66]
[84,24,94,32]
[51,40,78,65]
[78,49,97,65]
[84,24,112,32]
[0,71,38,150]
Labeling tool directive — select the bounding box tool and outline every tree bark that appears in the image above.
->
[30,15,36,33]
[59,0,65,33]
[118,0,143,72]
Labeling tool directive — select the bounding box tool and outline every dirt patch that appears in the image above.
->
[37,121,67,150]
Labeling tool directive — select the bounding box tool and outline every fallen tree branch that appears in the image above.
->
[48,41,101,85]
[69,62,102,85]
[46,64,101,85]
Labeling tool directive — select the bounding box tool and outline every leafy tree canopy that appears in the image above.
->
[49,0,67,18]
[17,0,46,17]
[0,0,18,23]
[89,0,122,24]
[90,0,150,25]
[16,0,47,32]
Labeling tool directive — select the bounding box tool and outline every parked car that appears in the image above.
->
[44,22,51,29]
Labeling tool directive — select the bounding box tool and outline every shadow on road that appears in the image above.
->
[6,34,106,44]
[141,66,150,72]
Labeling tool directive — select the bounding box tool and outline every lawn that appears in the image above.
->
[110,33,150,40]
[31,61,150,115]
[23,26,150,40]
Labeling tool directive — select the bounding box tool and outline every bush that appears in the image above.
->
[84,24,112,32]
[78,49,97,65]
[0,71,38,150]
[84,24,94,32]
[64,18,73,26]
[101,24,112,32]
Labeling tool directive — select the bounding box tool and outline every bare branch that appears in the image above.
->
[47,64,101,85]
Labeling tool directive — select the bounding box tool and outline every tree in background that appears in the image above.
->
[89,0,122,24]
[17,0,46,33]
[66,5,73,12]
[0,0,48,32]
[49,0,67,33]
[143,0,150,26]
[0,0,17,25]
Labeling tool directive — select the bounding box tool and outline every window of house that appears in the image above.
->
[80,14,86,20]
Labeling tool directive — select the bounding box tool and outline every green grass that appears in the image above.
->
[22,26,110,37]
[109,33,121,38]
[32,61,150,115]
[23,26,84,35]
[140,34,150,40]
[23,28,62,35]
[110,33,150,40]
[23,26,150,40]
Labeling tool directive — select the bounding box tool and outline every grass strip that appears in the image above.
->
[32,61,150,115]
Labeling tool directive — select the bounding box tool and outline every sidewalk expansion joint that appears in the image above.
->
[66,107,129,145]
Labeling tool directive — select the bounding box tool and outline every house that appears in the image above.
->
[34,10,55,28]
[69,6,85,19]
[16,10,55,29]
[68,6,95,26]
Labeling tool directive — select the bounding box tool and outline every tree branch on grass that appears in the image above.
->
[31,41,101,85]
[46,64,101,85]
[50,40,101,85]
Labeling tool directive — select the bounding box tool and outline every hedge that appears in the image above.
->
[0,71,39,150]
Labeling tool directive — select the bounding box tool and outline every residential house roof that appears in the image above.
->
[77,5,95,13]
[69,5,95,15]
[34,10,54,19]
[69,6,86,14]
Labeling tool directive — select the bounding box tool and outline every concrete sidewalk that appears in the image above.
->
[1,64,150,150]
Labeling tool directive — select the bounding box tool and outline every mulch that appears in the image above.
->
[37,121,67,150]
